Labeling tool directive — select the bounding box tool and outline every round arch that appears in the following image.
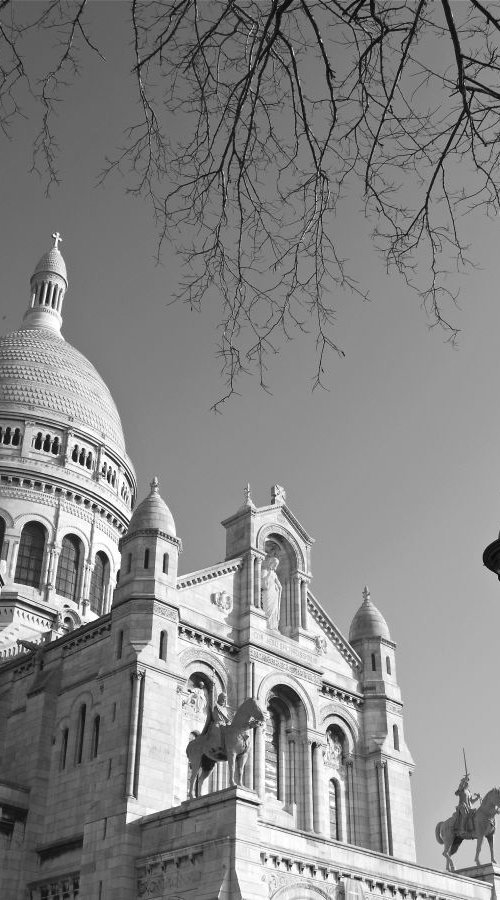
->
[256,523,306,572]
[270,883,335,899]
[14,511,54,538]
[320,705,359,754]
[178,647,230,697]
[257,670,317,729]
[0,508,15,529]
[56,525,90,558]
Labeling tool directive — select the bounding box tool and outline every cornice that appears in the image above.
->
[176,558,242,590]
[178,621,238,657]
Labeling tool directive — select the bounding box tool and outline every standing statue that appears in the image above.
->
[186,697,265,798]
[436,786,500,871]
[261,553,282,630]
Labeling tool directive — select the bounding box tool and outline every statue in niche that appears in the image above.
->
[261,552,282,630]
[324,730,344,768]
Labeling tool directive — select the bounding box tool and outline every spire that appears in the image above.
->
[23,232,68,335]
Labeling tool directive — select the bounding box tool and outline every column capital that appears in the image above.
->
[131,669,146,683]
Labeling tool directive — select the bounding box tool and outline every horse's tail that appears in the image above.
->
[435,822,444,845]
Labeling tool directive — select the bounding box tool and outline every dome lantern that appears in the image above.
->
[23,232,68,335]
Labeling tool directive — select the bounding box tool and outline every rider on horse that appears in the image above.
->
[455,774,481,835]
[201,691,231,753]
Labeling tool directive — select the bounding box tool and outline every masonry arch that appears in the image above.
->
[257,671,316,730]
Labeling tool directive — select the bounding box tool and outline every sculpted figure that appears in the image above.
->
[455,774,481,833]
[201,691,230,746]
[261,554,282,630]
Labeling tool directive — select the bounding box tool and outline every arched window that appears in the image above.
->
[34,431,43,450]
[91,715,100,758]
[162,553,169,575]
[56,535,82,601]
[393,724,400,751]
[265,702,282,800]
[89,551,109,615]
[60,727,69,770]
[159,630,167,661]
[75,704,86,765]
[43,433,51,452]
[0,516,5,560]
[386,655,391,675]
[72,445,79,461]
[329,778,341,840]
[15,521,45,587]
[371,653,376,671]
[12,428,20,446]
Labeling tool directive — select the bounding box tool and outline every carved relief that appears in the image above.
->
[211,590,233,614]
[137,853,203,898]
[323,730,344,769]
[315,635,328,655]
[153,601,177,621]
[182,682,208,719]
[249,647,321,686]
[264,872,338,898]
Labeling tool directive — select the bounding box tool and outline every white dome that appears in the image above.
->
[0,326,127,455]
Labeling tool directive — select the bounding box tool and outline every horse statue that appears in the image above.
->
[186,696,265,799]
[436,787,500,871]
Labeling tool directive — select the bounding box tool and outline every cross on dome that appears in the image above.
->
[52,231,63,250]
[362,585,371,603]
[150,476,160,493]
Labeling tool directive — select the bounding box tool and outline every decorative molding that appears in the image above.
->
[0,481,128,537]
[176,559,242,590]
[178,623,238,657]
[137,850,203,897]
[320,683,364,709]
[256,522,306,571]
[249,647,321,686]
[152,601,178,621]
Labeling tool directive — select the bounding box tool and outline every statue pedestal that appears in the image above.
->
[457,864,500,900]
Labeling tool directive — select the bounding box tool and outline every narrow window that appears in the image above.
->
[15,522,45,588]
[72,445,79,462]
[116,630,123,660]
[329,778,340,840]
[75,704,86,764]
[386,655,391,675]
[12,428,20,446]
[34,431,43,450]
[0,517,5,560]
[393,724,400,751]
[51,436,59,454]
[162,552,169,575]
[126,553,132,574]
[144,548,150,569]
[43,433,51,452]
[89,551,109,615]
[60,727,69,770]
[265,704,281,799]
[4,427,11,445]
[371,653,376,671]
[79,448,86,466]
[91,715,100,758]
[159,630,167,661]
[86,452,92,469]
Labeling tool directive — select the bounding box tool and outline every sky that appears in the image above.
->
[2,1,500,870]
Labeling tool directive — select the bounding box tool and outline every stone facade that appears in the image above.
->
[0,239,495,900]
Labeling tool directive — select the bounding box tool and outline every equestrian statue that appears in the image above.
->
[436,770,500,871]
[186,695,265,799]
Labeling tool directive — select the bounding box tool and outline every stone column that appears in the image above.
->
[287,736,296,807]
[126,670,145,799]
[9,540,19,579]
[302,738,314,831]
[376,761,389,854]
[278,717,287,801]
[254,555,262,608]
[254,721,266,799]
[312,743,329,835]
[346,758,356,844]
[300,579,308,629]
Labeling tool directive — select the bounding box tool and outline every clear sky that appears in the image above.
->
[2,2,500,870]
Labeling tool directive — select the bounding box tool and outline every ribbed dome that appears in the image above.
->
[127,477,176,536]
[32,247,67,283]
[0,326,126,454]
[349,587,391,643]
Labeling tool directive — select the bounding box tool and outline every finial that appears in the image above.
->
[362,585,371,603]
[52,231,63,250]
[150,476,160,493]
[244,483,252,505]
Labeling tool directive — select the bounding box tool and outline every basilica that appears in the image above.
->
[0,238,496,900]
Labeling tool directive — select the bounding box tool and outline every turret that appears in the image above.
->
[23,232,67,335]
